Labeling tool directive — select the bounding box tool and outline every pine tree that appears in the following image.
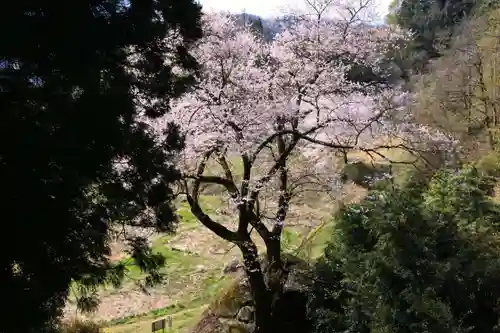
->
[0,1,202,332]
[309,166,500,333]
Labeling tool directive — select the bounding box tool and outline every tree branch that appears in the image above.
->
[217,152,235,184]
[184,174,240,197]
[185,150,241,244]
[250,125,328,164]
[186,194,241,243]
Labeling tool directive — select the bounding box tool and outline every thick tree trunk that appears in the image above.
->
[239,240,282,333]
[265,235,285,309]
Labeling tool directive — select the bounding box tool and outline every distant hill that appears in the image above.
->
[232,13,301,41]
[231,12,383,41]
[228,12,400,85]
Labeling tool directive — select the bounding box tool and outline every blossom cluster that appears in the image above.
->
[160,11,410,169]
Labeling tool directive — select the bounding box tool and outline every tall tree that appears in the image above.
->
[239,12,267,39]
[250,17,265,38]
[0,1,201,332]
[309,166,500,333]
[392,0,479,72]
[412,8,500,160]
[153,5,429,332]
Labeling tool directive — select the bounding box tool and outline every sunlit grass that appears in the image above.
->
[97,151,370,333]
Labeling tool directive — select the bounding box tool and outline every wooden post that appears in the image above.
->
[167,316,172,331]
[151,318,166,333]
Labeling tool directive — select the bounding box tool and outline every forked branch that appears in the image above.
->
[184,151,241,244]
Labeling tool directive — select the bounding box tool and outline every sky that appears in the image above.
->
[198,0,392,20]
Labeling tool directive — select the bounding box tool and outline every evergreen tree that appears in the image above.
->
[0,1,202,332]
[309,166,500,333]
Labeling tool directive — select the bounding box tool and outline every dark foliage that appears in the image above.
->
[0,1,202,332]
[391,0,483,73]
[308,166,500,333]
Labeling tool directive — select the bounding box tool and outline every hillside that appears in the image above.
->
[63,180,367,332]
[232,12,383,41]
[64,143,407,332]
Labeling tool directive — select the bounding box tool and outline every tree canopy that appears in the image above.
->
[154,7,429,333]
[308,166,500,333]
[0,1,202,332]
[387,0,485,73]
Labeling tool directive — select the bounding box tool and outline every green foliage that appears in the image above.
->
[332,51,393,85]
[385,0,400,25]
[476,151,500,177]
[346,63,388,85]
[308,165,500,333]
[398,0,476,50]
[473,0,500,16]
[390,0,487,73]
[0,1,202,332]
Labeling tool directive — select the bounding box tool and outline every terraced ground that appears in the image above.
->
[64,147,412,333]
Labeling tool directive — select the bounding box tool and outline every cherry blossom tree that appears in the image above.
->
[154,3,415,332]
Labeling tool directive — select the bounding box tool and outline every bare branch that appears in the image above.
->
[217,152,235,183]
[184,174,240,197]
[185,150,241,244]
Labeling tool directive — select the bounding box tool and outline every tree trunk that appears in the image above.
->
[239,240,278,333]
[265,235,285,309]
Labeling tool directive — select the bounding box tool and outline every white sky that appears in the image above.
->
[198,0,392,20]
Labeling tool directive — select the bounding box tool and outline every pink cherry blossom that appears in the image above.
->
[149,4,444,262]
[139,5,459,325]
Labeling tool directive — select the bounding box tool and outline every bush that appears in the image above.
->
[476,151,500,177]
[308,165,500,333]
[57,319,101,333]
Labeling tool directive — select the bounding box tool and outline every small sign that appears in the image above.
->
[167,316,172,329]
[152,318,166,332]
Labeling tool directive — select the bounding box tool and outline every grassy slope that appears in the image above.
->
[96,206,328,332]
[99,188,369,333]
[84,149,411,333]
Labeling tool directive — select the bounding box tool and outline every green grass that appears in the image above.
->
[90,151,371,333]
[282,228,301,252]
[103,306,207,333]
[94,193,233,333]
[175,195,225,228]
[118,246,204,281]
[103,274,233,333]
[99,200,363,333]
[295,218,336,260]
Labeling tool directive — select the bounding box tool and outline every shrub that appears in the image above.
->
[476,150,500,177]
[308,165,500,333]
[57,319,101,333]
